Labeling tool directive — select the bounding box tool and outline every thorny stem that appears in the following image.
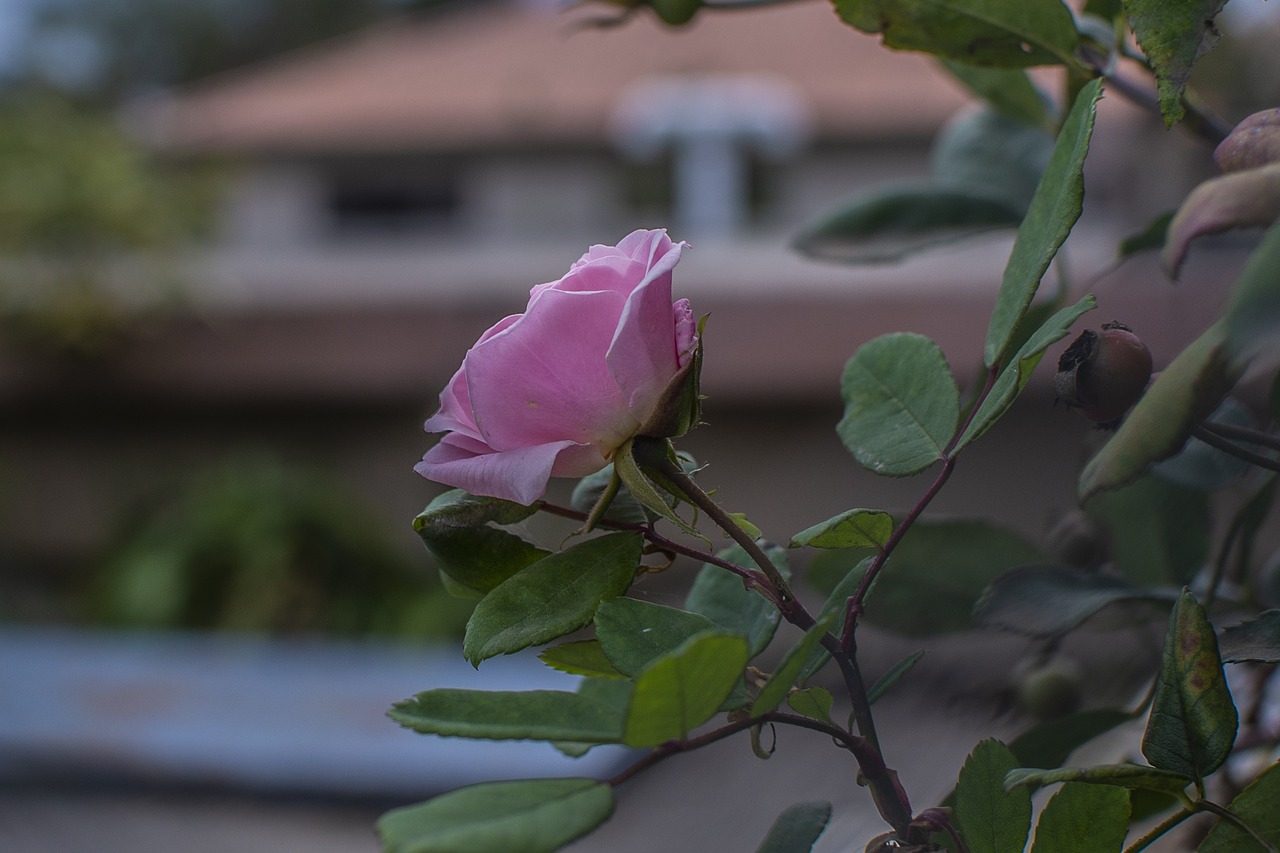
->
[1192,424,1280,474]
[637,438,797,604]
[607,710,878,789]
[1121,808,1194,853]
[555,440,915,834]
[537,501,779,605]
[1197,421,1280,454]
[842,363,1001,649]
[1102,71,1230,145]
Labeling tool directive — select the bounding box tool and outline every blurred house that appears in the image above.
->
[142,0,966,246]
[1,0,1232,586]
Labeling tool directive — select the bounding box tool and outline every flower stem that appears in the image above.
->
[840,362,999,645]
[634,437,797,603]
[629,437,915,834]
[1102,70,1231,145]
[607,710,879,788]
[1192,424,1280,473]
[1197,421,1280,452]
[538,501,778,603]
[1122,808,1194,853]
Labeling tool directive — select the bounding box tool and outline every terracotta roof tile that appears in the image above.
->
[149,1,970,153]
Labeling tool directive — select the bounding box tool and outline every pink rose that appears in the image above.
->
[415,229,697,505]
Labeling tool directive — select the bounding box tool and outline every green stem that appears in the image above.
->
[631,437,915,834]
[1198,422,1280,453]
[581,468,623,533]
[1122,808,1194,853]
[1103,71,1230,145]
[636,437,796,603]
[841,363,999,649]
[539,501,778,604]
[1196,800,1279,853]
[606,711,865,788]
[1192,425,1280,474]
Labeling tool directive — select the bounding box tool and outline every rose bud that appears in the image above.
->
[1054,321,1153,429]
[415,229,699,506]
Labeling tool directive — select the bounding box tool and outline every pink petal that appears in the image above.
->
[423,314,520,438]
[415,435,586,505]
[466,287,639,452]
[606,238,687,418]
[545,254,644,298]
[617,229,675,266]
[423,363,480,437]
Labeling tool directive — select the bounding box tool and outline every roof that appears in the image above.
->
[145,0,971,154]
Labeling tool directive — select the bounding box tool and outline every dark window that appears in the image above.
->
[327,176,460,233]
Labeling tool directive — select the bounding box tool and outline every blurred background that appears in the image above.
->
[1,0,1278,850]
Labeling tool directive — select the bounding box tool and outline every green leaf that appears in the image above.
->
[462,532,640,666]
[786,687,835,725]
[685,543,789,657]
[1199,760,1280,852]
[957,295,1096,449]
[1086,474,1210,586]
[939,61,1052,129]
[984,79,1103,369]
[413,490,549,597]
[790,186,1022,264]
[1224,217,1280,364]
[867,650,926,704]
[1220,610,1280,663]
[570,465,649,526]
[751,614,837,716]
[595,597,723,677]
[389,689,624,743]
[1029,782,1130,853]
[552,679,632,759]
[1005,763,1191,794]
[1125,0,1227,126]
[623,631,751,747]
[1079,323,1239,501]
[755,801,833,853]
[955,739,1032,853]
[790,508,893,550]
[973,565,1173,637]
[1118,211,1174,259]
[378,778,613,853]
[1142,589,1238,781]
[729,512,763,540]
[612,438,702,538]
[832,0,1080,67]
[1010,708,1136,770]
[860,520,1044,636]
[838,332,960,477]
[932,107,1056,213]
[539,640,625,679]
[577,676,633,713]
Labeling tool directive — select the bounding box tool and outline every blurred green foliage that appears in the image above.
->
[88,454,473,640]
[0,92,217,355]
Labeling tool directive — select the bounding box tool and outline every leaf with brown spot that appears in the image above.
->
[1141,589,1237,782]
